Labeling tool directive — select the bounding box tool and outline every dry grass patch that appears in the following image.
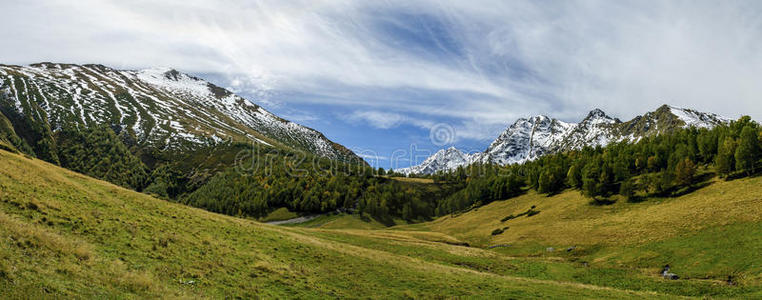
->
[415,177,762,247]
[389,177,435,184]
[0,211,94,260]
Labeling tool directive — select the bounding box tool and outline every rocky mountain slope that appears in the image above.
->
[0,63,358,163]
[399,146,477,175]
[401,105,729,175]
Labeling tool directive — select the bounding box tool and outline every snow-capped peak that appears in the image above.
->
[402,105,730,175]
[398,147,476,175]
[135,67,213,99]
[582,108,618,124]
[483,115,575,166]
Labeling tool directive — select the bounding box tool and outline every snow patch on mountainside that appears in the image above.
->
[397,147,477,175]
[402,106,730,175]
[669,106,730,129]
[558,108,620,151]
[0,63,358,161]
[484,116,576,166]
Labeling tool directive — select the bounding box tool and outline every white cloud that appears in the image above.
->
[347,111,406,129]
[345,109,501,144]
[2,0,762,130]
[346,110,436,129]
[356,153,388,161]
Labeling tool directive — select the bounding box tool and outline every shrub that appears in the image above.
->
[619,179,635,201]
[491,228,505,236]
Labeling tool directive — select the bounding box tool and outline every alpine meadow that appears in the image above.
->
[2,1,762,299]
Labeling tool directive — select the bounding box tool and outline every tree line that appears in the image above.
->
[426,116,761,209]
[3,97,760,224]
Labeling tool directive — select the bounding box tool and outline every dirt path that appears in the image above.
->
[266,215,321,225]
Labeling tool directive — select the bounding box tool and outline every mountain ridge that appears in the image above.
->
[400,105,730,175]
[0,62,360,163]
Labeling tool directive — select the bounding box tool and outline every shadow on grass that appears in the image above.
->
[626,195,647,203]
[360,214,399,227]
[449,189,529,218]
[670,181,714,197]
[643,172,717,199]
[724,169,762,181]
[589,198,616,206]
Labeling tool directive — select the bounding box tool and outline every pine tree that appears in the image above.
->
[598,164,615,195]
[675,158,696,186]
[619,179,635,202]
[566,164,582,189]
[538,170,552,194]
[735,126,761,175]
[697,130,718,164]
[582,163,600,198]
[657,170,675,195]
[647,156,658,172]
[716,137,737,176]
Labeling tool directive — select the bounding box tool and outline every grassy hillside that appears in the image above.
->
[396,179,762,295]
[0,149,679,299]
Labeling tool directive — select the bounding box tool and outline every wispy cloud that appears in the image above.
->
[356,153,388,161]
[345,110,435,129]
[346,111,407,129]
[2,0,762,134]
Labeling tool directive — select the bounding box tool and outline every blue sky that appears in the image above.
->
[3,1,762,168]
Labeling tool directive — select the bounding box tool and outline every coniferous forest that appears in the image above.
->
[4,82,761,223]
[176,116,762,222]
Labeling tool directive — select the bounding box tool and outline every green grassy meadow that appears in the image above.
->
[1,148,760,298]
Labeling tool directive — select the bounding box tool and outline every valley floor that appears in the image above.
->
[0,149,759,298]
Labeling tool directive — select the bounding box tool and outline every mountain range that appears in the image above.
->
[0,63,359,163]
[399,105,730,175]
[0,62,734,178]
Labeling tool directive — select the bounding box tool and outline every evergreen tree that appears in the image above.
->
[716,137,737,176]
[566,164,582,189]
[657,169,675,195]
[675,158,697,186]
[735,126,761,176]
[697,129,718,164]
[598,163,616,196]
[538,169,552,194]
[619,179,635,202]
[582,162,601,198]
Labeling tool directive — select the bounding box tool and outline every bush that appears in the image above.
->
[491,228,505,236]
[619,179,635,201]
[500,215,515,222]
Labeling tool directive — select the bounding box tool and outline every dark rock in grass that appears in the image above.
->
[566,246,577,252]
[443,241,470,247]
[661,265,679,280]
